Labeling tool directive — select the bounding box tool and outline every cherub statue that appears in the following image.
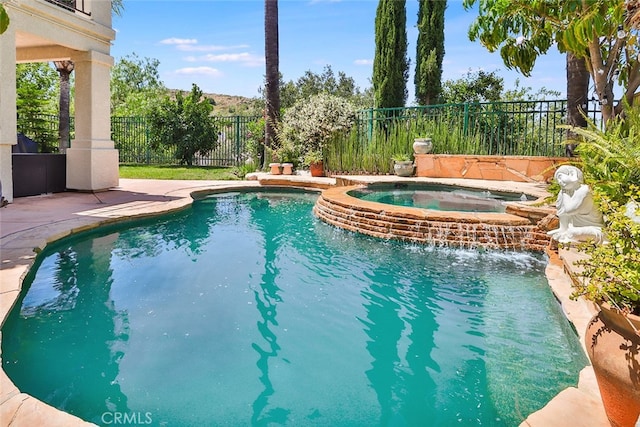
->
[547,165,604,243]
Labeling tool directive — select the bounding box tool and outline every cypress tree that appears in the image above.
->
[373,0,409,109]
[415,0,446,105]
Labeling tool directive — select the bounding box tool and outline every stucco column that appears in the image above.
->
[0,23,17,202]
[67,50,118,191]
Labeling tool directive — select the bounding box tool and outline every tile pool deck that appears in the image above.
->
[0,176,610,426]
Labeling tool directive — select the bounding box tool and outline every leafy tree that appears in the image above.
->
[148,84,219,166]
[264,0,280,168]
[463,0,640,124]
[110,53,166,116]
[0,4,9,34]
[415,0,446,105]
[279,65,370,108]
[373,0,409,109]
[440,70,503,104]
[16,63,59,152]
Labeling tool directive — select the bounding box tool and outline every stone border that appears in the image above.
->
[314,184,553,251]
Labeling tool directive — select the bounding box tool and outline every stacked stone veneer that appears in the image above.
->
[314,185,554,251]
[415,154,568,183]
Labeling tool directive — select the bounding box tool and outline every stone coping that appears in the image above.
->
[0,177,607,427]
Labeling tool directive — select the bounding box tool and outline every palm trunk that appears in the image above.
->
[565,52,590,156]
[264,0,280,169]
[54,60,74,153]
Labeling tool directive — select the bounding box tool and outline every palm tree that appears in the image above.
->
[565,52,590,156]
[54,60,74,153]
[264,0,280,168]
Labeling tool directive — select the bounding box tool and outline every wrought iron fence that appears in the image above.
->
[112,115,261,166]
[352,99,602,157]
[16,99,604,170]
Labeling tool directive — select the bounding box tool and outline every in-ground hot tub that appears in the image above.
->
[314,182,553,251]
[347,182,535,213]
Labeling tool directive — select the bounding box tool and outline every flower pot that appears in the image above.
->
[309,161,324,177]
[269,163,282,175]
[393,160,414,177]
[586,303,640,427]
[281,163,294,175]
[413,138,433,154]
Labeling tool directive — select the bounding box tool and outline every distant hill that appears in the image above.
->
[168,89,261,116]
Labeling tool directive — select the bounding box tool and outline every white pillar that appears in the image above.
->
[66,50,118,191]
[0,23,17,202]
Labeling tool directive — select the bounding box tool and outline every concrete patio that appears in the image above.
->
[0,176,610,426]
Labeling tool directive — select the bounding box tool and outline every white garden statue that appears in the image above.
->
[547,165,605,244]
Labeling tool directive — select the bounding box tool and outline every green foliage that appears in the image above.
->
[279,65,371,109]
[373,0,409,108]
[463,0,638,122]
[573,187,640,314]
[441,70,504,104]
[148,84,219,166]
[244,118,265,166]
[415,0,446,105]
[0,4,9,34]
[561,109,640,203]
[563,106,640,313]
[16,63,59,152]
[303,150,324,166]
[279,93,357,162]
[111,53,167,116]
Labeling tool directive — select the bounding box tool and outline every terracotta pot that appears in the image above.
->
[309,161,324,177]
[269,163,281,175]
[281,163,294,175]
[586,303,640,427]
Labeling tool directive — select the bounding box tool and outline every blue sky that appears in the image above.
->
[111,0,567,102]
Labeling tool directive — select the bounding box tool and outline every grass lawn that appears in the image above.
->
[119,164,244,180]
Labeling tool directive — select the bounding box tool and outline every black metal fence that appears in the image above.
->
[112,115,261,166]
[16,99,604,170]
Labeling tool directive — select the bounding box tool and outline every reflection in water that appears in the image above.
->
[359,260,438,425]
[250,196,289,425]
[4,235,130,423]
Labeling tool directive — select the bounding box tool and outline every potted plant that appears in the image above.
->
[304,150,324,177]
[413,135,433,154]
[391,153,414,177]
[561,111,640,427]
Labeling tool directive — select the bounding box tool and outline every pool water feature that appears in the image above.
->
[2,190,587,426]
[349,183,532,213]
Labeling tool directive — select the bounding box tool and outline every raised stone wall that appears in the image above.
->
[415,154,568,183]
[314,185,553,251]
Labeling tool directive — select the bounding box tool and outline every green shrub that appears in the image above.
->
[563,106,640,314]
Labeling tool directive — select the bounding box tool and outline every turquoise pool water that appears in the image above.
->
[349,183,532,213]
[2,190,587,426]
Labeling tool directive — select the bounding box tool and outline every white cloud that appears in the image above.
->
[354,59,373,66]
[160,38,198,45]
[176,44,250,52]
[184,52,264,67]
[174,67,223,77]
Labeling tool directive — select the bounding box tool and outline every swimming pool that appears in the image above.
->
[2,190,587,426]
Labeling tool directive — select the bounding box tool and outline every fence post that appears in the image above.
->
[235,116,241,166]
[463,102,469,137]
